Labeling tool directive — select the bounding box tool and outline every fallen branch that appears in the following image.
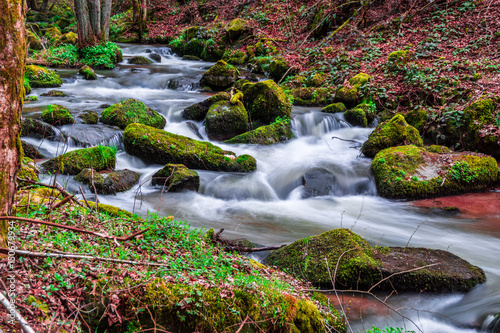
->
[331,136,361,144]
[0,216,148,242]
[51,194,74,210]
[211,228,285,253]
[0,291,36,333]
[0,248,171,268]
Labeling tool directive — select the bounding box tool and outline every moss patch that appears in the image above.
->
[321,102,346,114]
[225,116,292,145]
[123,123,257,172]
[290,87,336,106]
[78,65,97,80]
[78,111,98,124]
[128,55,153,65]
[42,146,116,175]
[101,99,166,129]
[199,60,239,91]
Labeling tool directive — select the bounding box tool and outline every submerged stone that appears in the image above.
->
[123,123,256,172]
[151,164,200,192]
[21,140,45,159]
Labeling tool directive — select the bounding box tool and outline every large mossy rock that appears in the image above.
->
[226,18,252,41]
[128,55,153,65]
[41,104,74,126]
[205,100,248,141]
[79,65,97,80]
[151,164,200,192]
[78,111,99,124]
[225,117,292,145]
[269,57,296,82]
[335,73,370,107]
[371,145,498,200]
[242,80,292,124]
[55,32,78,46]
[27,30,43,50]
[321,102,346,114]
[18,157,39,184]
[362,114,423,157]
[21,118,63,141]
[199,60,239,91]
[123,123,257,172]
[268,228,486,292]
[101,99,166,129]
[182,92,230,121]
[74,168,140,195]
[42,146,116,175]
[25,65,62,88]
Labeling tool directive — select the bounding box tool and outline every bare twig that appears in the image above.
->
[0,216,148,242]
[0,248,171,268]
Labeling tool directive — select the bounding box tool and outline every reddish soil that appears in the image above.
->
[326,293,391,320]
[413,189,500,235]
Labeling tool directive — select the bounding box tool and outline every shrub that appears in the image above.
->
[79,42,123,69]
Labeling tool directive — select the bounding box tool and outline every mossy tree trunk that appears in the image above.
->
[132,0,147,42]
[73,0,112,47]
[0,0,26,248]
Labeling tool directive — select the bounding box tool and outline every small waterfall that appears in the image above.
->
[291,112,350,137]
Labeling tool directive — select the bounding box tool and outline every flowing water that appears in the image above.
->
[23,44,500,333]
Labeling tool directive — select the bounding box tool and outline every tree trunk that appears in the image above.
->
[73,0,112,47]
[0,0,26,248]
[133,0,147,42]
[41,0,50,12]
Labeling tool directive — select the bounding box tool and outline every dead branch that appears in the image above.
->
[0,216,148,242]
[0,248,171,268]
[0,291,36,333]
[211,228,285,253]
[51,194,74,209]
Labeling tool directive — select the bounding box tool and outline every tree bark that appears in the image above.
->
[133,0,147,41]
[27,0,39,11]
[0,0,26,248]
[41,0,51,12]
[73,0,112,47]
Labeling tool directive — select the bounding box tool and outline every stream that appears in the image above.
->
[22,44,500,332]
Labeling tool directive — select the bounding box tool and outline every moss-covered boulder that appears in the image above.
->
[25,65,62,88]
[321,102,346,114]
[268,228,486,292]
[242,80,292,124]
[388,50,413,64]
[335,73,370,107]
[55,32,78,46]
[151,164,200,192]
[199,60,239,91]
[27,30,43,50]
[21,118,63,141]
[79,65,97,80]
[205,100,249,141]
[344,102,376,127]
[128,55,153,65]
[40,90,68,97]
[405,109,428,133]
[225,117,292,145]
[41,146,116,175]
[41,104,74,126]
[290,87,336,106]
[362,114,423,157]
[123,123,256,172]
[371,145,498,199]
[45,26,61,39]
[101,99,166,129]
[74,169,140,195]
[226,18,252,41]
[21,140,45,159]
[78,111,98,124]
[182,92,231,121]
[269,57,296,82]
